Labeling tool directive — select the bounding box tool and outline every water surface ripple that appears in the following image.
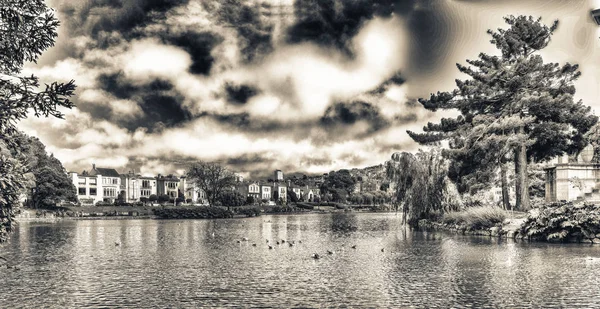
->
[1,213,600,308]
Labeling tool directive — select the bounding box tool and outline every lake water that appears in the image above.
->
[2,213,600,308]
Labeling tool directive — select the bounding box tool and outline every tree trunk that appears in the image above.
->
[514,133,530,211]
[500,163,511,211]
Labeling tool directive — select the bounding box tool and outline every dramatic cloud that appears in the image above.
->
[20,0,598,178]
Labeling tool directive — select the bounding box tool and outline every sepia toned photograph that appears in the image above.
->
[3,0,600,308]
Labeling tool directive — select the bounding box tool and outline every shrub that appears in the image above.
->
[296,203,314,210]
[520,202,600,242]
[237,207,261,217]
[158,194,170,203]
[153,207,233,219]
[442,206,507,230]
[266,206,299,213]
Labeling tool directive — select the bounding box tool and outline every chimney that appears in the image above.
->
[92,163,96,170]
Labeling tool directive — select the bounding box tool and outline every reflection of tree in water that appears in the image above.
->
[329,213,358,234]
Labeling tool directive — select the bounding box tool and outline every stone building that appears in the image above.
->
[545,145,599,202]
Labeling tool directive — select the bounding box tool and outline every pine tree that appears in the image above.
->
[408,16,597,210]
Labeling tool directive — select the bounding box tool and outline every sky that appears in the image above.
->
[17,0,600,179]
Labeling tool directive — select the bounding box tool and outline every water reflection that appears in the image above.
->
[2,213,600,308]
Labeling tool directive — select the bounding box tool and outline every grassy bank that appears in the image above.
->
[442,206,507,230]
[416,206,525,238]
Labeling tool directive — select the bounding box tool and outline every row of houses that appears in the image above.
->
[69,165,206,206]
[69,165,320,206]
[235,181,321,203]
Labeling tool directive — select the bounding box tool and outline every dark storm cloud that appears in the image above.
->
[223,82,260,105]
[92,72,192,131]
[286,0,453,77]
[367,71,405,95]
[215,0,274,62]
[58,0,189,40]
[159,31,223,75]
[199,112,315,141]
[286,0,415,55]
[58,0,224,75]
[321,101,389,133]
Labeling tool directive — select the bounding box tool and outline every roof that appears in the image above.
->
[158,175,180,181]
[87,167,120,177]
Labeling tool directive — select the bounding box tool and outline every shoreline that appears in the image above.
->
[15,207,394,223]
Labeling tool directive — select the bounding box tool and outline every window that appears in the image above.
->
[113,178,118,185]
[167,182,177,189]
[78,178,86,184]
[78,187,86,195]
[142,180,150,188]
[103,188,116,197]
[141,189,151,197]
[90,188,97,196]
[89,178,96,185]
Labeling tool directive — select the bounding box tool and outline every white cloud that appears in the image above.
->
[122,39,192,82]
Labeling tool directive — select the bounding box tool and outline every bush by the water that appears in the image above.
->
[266,206,300,213]
[236,207,261,217]
[520,202,600,242]
[295,203,314,210]
[442,206,507,230]
[153,207,233,219]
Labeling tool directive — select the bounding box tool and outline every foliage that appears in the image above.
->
[287,190,299,203]
[153,207,234,219]
[266,206,300,213]
[442,206,507,230]
[347,191,391,205]
[320,169,356,196]
[407,15,597,211]
[0,0,76,242]
[31,166,77,208]
[245,195,255,205]
[520,202,600,242]
[331,188,348,203]
[583,123,600,162]
[158,194,170,203]
[187,161,236,207]
[95,201,114,207]
[236,207,261,217]
[295,202,314,210]
[148,194,158,202]
[219,190,246,208]
[386,149,453,225]
[13,134,77,209]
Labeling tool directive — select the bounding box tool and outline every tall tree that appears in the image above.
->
[186,161,236,207]
[386,149,453,225]
[0,0,76,242]
[408,16,597,210]
[219,190,245,209]
[320,169,356,196]
[13,133,76,208]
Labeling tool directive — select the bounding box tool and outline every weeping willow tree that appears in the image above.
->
[386,149,460,226]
